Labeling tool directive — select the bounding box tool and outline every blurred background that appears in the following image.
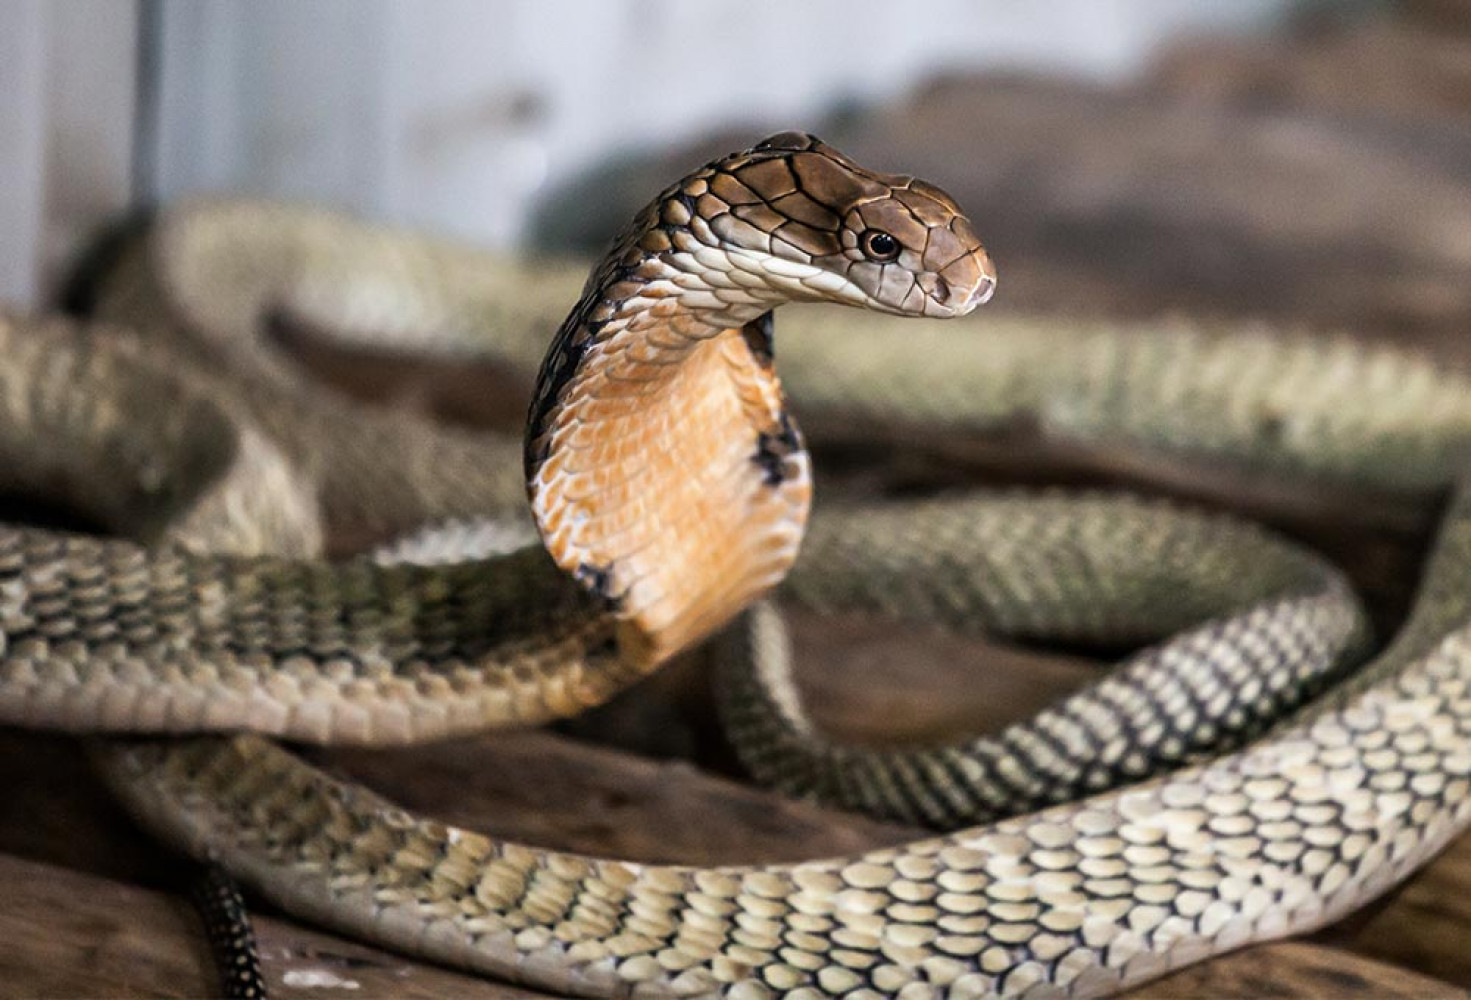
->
[3,5,1471,993]
[6,0,1470,353]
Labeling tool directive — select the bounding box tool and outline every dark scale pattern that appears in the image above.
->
[718,495,1371,828]
[191,865,269,1000]
[0,531,597,666]
[574,560,622,610]
[46,137,1471,997]
[739,311,775,369]
[0,522,621,740]
[752,412,806,487]
[523,294,610,480]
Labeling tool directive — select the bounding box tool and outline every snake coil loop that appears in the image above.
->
[0,135,1467,997]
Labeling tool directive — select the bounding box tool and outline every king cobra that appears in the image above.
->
[1,132,1469,997]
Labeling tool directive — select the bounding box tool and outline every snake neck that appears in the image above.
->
[526,245,811,668]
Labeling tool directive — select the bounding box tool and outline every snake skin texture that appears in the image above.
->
[0,316,626,741]
[192,865,269,1000]
[0,132,1466,997]
[720,495,1368,828]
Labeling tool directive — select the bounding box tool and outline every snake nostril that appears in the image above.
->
[932,276,951,305]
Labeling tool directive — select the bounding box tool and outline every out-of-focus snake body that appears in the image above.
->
[1,133,1469,997]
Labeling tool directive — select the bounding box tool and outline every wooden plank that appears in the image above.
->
[0,852,550,999]
[318,726,917,865]
[0,721,915,890]
[1149,18,1471,124]
[1125,941,1466,999]
[0,851,214,1000]
[0,730,173,889]
[1323,832,1471,987]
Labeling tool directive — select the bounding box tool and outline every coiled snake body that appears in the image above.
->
[3,133,1471,997]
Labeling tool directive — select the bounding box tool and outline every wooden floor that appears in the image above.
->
[7,8,1471,998]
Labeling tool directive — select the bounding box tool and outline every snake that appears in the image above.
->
[0,131,1468,998]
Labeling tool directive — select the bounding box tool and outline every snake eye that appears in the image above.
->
[860,230,901,262]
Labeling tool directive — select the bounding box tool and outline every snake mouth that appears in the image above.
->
[969,272,997,308]
[916,255,996,318]
[914,245,997,317]
[936,271,996,310]
[950,246,998,314]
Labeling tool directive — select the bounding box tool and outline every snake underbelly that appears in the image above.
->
[531,324,811,666]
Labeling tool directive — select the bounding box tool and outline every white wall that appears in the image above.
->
[0,0,1291,306]
[0,0,137,308]
[0,1,48,306]
[146,0,1291,247]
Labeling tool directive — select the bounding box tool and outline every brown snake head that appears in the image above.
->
[640,130,996,321]
[527,133,994,667]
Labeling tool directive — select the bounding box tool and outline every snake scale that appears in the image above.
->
[0,132,1468,997]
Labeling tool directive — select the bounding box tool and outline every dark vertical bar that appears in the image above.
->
[130,0,163,206]
[62,0,165,314]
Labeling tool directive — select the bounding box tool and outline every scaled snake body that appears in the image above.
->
[1,133,1469,997]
